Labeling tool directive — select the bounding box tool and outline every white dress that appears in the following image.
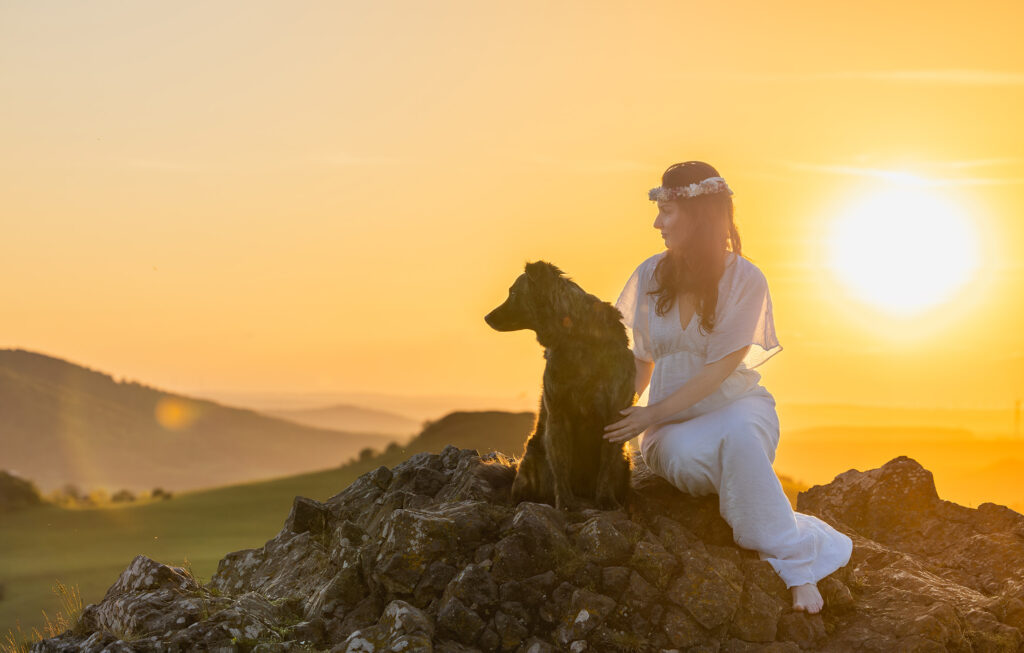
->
[615,250,853,589]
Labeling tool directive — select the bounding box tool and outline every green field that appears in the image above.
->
[0,453,405,640]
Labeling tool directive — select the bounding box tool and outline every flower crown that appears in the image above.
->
[648,176,733,202]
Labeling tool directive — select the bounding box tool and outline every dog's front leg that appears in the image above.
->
[544,413,584,512]
[595,440,630,511]
[511,396,555,505]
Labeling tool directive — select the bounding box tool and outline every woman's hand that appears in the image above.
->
[603,405,658,444]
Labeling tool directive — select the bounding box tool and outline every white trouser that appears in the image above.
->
[641,392,853,588]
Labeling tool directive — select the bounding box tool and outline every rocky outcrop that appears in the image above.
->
[32,449,1024,652]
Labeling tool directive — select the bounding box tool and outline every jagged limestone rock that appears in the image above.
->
[31,447,1024,652]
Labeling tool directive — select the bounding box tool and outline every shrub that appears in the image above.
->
[111,489,136,503]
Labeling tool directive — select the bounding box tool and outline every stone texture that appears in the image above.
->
[30,448,1024,652]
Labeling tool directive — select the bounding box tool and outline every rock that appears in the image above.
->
[799,455,1024,595]
[728,579,784,642]
[572,513,633,565]
[600,565,632,599]
[435,594,486,645]
[662,604,705,649]
[553,588,617,645]
[622,571,660,611]
[776,611,826,648]
[441,562,499,618]
[335,599,433,652]
[371,506,457,594]
[666,548,744,629]
[630,538,679,590]
[29,449,1024,652]
[284,496,329,536]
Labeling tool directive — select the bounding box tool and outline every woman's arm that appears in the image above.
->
[604,345,751,443]
[646,345,751,425]
[634,356,654,397]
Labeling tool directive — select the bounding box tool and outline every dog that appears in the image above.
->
[484,260,636,512]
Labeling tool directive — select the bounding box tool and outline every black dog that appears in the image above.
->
[484,260,636,512]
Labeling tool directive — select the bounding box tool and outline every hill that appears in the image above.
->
[0,470,42,512]
[29,452,1024,651]
[0,348,398,493]
[193,389,540,422]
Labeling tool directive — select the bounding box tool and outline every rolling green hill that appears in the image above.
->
[0,348,398,494]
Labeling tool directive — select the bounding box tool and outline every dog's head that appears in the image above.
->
[484,260,576,332]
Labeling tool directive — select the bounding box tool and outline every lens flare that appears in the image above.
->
[154,396,201,431]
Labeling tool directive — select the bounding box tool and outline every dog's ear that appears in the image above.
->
[525,260,568,280]
[524,260,558,286]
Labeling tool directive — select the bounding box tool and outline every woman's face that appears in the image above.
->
[653,199,689,249]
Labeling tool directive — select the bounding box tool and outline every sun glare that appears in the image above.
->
[826,186,980,315]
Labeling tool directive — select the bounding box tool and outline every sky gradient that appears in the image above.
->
[3,1,1023,415]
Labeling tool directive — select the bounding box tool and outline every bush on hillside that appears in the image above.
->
[0,469,43,512]
[111,489,136,503]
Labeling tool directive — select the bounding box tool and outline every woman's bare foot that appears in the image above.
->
[791,582,824,613]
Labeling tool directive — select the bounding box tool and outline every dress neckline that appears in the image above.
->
[672,251,737,332]
[677,297,699,332]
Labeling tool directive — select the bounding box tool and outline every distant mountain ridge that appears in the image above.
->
[266,403,421,439]
[0,349,398,493]
[777,401,1018,436]
[192,389,540,422]
[786,425,977,442]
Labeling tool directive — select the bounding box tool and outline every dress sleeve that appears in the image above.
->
[614,260,655,363]
[705,264,782,369]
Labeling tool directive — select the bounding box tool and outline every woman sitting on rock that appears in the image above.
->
[603,160,853,614]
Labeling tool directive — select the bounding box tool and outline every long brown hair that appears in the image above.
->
[648,161,743,335]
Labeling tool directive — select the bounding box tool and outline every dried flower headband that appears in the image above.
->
[648,176,734,202]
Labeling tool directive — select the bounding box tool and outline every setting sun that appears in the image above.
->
[825,184,981,315]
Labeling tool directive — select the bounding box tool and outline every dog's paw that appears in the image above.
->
[595,495,623,512]
[555,496,587,513]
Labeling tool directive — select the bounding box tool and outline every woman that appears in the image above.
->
[603,161,853,614]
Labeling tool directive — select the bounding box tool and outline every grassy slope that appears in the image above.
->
[0,410,537,635]
[1,449,426,636]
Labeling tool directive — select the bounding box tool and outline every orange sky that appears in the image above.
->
[2,1,1023,414]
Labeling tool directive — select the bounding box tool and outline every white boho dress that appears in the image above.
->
[615,250,853,588]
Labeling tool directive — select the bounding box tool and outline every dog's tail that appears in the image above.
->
[476,451,518,490]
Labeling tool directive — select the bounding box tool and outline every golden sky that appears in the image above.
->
[2,1,1023,413]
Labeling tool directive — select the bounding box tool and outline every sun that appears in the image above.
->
[825,185,980,315]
